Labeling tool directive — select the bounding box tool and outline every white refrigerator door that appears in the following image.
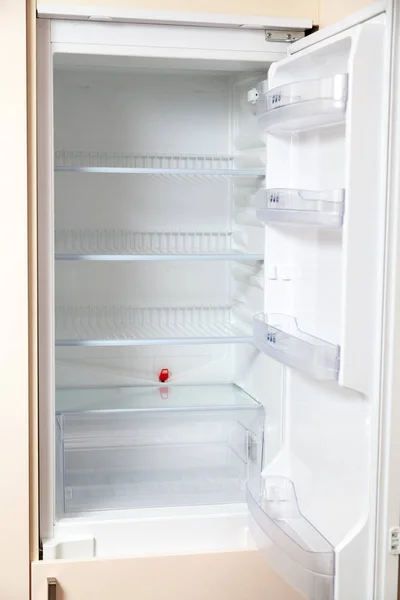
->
[247,9,390,600]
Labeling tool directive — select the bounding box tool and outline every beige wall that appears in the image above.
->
[319,0,375,27]
[0,1,31,599]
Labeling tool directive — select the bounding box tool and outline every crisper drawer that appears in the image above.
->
[56,384,264,516]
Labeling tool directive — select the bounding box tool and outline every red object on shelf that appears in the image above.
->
[159,368,169,383]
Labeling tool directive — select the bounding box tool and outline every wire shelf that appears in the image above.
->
[55,305,252,347]
[54,150,265,178]
[54,230,264,262]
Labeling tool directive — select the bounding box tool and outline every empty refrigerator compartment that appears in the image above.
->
[54,150,265,177]
[56,383,264,514]
[256,188,345,227]
[255,74,348,134]
[55,305,253,346]
[253,313,340,380]
[247,476,334,599]
[54,229,264,261]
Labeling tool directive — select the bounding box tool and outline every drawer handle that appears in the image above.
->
[47,577,57,600]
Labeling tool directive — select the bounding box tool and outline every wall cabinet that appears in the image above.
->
[38,0,319,20]
[31,552,304,600]
[1,2,396,600]
[0,2,30,600]
[36,0,376,25]
[30,4,391,599]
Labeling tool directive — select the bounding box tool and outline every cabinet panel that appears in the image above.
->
[32,551,304,600]
[37,0,379,26]
[0,1,31,599]
[37,0,318,20]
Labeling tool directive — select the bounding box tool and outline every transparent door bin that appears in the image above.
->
[247,476,334,600]
[253,313,340,380]
[55,383,264,516]
[255,74,348,134]
[256,188,345,228]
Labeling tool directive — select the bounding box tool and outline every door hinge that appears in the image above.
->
[389,527,400,554]
[264,29,305,43]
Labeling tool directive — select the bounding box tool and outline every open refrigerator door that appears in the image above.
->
[247,11,388,600]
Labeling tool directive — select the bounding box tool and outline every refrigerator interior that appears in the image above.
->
[52,56,281,521]
[44,13,387,599]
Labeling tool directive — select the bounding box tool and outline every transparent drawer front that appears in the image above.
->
[56,384,264,515]
[61,443,247,513]
[256,189,345,228]
[256,74,348,134]
[253,313,340,380]
[247,476,334,600]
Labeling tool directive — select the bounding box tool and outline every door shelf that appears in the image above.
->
[54,229,264,262]
[56,384,264,515]
[253,313,340,380]
[255,74,348,134]
[256,188,345,227]
[55,305,253,347]
[247,476,334,586]
[54,150,265,178]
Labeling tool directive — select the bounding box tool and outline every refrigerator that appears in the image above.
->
[36,2,395,599]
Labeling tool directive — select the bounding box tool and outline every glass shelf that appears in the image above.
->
[56,383,262,413]
[253,313,340,380]
[256,188,345,227]
[54,150,265,178]
[56,383,264,515]
[247,476,334,598]
[256,74,348,134]
[55,305,252,347]
[54,230,264,262]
